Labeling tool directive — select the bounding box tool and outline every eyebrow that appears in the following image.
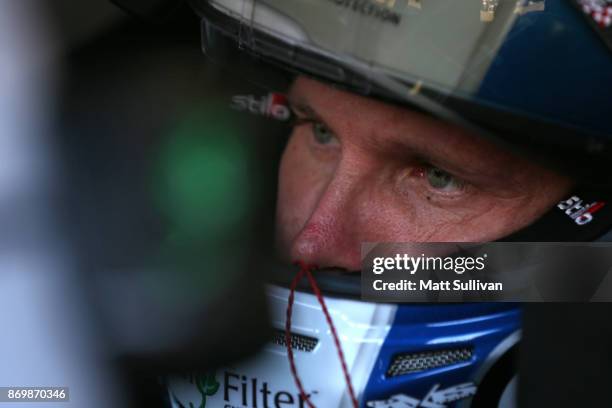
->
[287,97,348,141]
[288,98,322,120]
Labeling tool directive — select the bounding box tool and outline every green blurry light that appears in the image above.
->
[153,108,254,243]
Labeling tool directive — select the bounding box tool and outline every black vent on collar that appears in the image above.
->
[386,347,474,377]
[271,329,318,352]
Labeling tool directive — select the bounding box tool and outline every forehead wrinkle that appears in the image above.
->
[287,95,320,119]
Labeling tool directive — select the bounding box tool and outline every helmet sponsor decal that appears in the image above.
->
[326,0,402,26]
[574,0,612,51]
[578,0,612,27]
[230,93,291,121]
[191,371,220,407]
[557,195,606,226]
[366,382,477,408]
[177,370,318,408]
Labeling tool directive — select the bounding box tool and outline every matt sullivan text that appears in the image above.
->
[373,279,503,291]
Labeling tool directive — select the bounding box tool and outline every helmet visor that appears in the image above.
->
[198,0,520,99]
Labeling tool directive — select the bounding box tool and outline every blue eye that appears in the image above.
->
[426,167,463,191]
[312,122,336,145]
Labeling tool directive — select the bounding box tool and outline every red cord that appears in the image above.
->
[285,261,359,408]
[285,266,312,408]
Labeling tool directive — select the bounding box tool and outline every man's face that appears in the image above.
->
[276,77,572,271]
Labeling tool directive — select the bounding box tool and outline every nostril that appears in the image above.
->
[289,214,362,270]
[290,232,362,271]
[289,226,329,263]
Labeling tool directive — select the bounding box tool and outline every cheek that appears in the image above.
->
[372,188,527,243]
[371,203,494,242]
[385,192,558,242]
[275,130,337,250]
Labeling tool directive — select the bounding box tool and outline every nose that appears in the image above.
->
[289,162,366,271]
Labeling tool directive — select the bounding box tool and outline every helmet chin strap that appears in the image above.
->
[501,187,612,242]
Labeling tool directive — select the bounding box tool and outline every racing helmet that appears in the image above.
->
[167,1,612,407]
